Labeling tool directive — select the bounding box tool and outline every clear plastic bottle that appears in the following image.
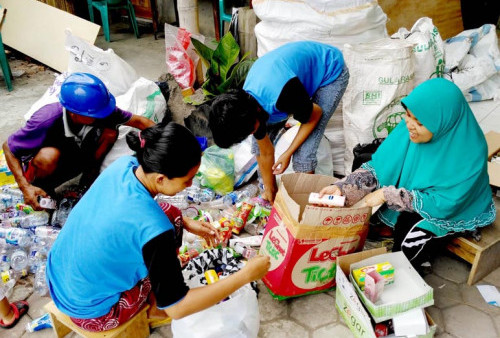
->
[0,279,16,299]
[222,184,258,207]
[156,192,189,210]
[23,211,50,228]
[6,228,32,248]
[10,248,28,272]
[28,243,45,274]
[51,198,74,227]
[0,245,11,272]
[186,187,215,203]
[34,264,48,296]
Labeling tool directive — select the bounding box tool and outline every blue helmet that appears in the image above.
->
[59,73,116,119]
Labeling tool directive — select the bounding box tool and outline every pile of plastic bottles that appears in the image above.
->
[0,184,69,298]
[157,180,271,266]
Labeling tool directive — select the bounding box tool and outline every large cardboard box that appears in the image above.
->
[486,131,500,188]
[336,248,436,338]
[259,173,371,299]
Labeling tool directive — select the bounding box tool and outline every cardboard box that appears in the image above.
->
[336,248,436,338]
[486,131,500,188]
[259,173,372,300]
[0,150,15,186]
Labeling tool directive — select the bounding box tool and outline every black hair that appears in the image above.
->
[126,122,201,179]
[208,89,259,148]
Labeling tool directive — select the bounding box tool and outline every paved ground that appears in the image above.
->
[1,8,500,338]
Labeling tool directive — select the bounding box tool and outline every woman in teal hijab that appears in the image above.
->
[319,78,496,270]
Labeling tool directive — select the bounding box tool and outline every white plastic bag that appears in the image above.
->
[342,38,415,174]
[274,125,333,179]
[171,285,259,338]
[391,17,445,86]
[232,135,258,188]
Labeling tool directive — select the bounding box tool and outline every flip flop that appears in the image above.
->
[0,301,29,329]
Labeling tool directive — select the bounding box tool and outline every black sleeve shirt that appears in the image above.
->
[142,230,189,309]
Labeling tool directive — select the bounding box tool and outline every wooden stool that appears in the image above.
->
[44,301,150,338]
[447,210,500,285]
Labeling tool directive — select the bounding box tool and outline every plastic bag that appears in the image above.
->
[172,249,259,338]
[198,146,235,195]
[164,24,202,89]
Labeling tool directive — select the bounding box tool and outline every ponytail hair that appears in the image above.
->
[126,122,201,179]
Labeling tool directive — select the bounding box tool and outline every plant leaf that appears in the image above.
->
[229,58,255,90]
[210,33,240,81]
[191,37,214,69]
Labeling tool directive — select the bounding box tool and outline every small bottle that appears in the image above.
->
[0,279,16,299]
[6,228,32,248]
[10,249,28,273]
[222,185,259,207]
[0,246,11,272]
[35,226,61,239]
[51,198,74,227]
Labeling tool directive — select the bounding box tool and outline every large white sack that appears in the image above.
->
[252,0,387,56]
[464,73,500,102]
[342,38,415,174]
[451,54,497,93]
[323,105,345,176]
[391,17,445,86]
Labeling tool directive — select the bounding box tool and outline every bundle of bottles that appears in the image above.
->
[0,184,76,299]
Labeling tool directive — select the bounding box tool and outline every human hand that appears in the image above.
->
[272,153,291,175]
[183,218,220,247]
[262,184,277,205]
[242,255,270,282]
[318,185,341,198]
[21,184,48,211]
[364,188,386,207]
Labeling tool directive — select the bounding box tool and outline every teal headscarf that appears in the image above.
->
[363,78,495,236]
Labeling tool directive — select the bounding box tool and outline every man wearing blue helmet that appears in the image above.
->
[2,72,155,210]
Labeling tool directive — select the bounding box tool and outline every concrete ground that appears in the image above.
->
[1,5,500,338]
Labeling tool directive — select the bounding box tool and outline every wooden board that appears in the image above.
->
[447,209,500,285]
[0,0,100,72]
[378,0,464,39]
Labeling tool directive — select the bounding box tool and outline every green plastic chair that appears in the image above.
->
[87,0,140,42]
[219,0,232,37]
[0,7,12,91]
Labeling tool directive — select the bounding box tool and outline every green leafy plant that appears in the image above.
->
[191,33,254,99]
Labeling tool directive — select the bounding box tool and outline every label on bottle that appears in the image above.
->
[308,193,345,207]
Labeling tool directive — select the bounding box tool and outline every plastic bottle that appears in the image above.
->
[186,187,215,203]
[28,243,45,274]
[156,192,189,210]
[0,279,16,299]
[6,228,32,247]
[10,249,28,272]
[0,246,11,272]
[51,198,74,227]
[35,226,61,239]
[222,185,258,207]
[24,211,50,228]
[34,264,48,296]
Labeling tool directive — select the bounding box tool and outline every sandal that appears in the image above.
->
[0,301,29,329]
[149,316,172,329]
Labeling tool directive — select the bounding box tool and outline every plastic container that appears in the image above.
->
[34,264,48,296]
[51,198,75,227]
[10,249,28,272]
[6,228,32,247]
[223,184,258,207]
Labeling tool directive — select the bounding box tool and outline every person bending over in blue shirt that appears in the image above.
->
[208,41,349,204]
[46,122,270,332]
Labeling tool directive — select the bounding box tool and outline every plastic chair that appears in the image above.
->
[87,0,140,42]
[0,7,12,91]
[218,0,232,37]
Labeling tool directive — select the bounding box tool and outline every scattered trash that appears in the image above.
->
[477,284,500,307]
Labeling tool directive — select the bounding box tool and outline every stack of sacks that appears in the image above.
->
[443,24,500,101]
[252,0,388,56]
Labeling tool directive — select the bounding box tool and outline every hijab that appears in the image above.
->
[364,78,495,236]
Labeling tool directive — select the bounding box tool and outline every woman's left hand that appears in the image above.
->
[183,217,220,247]
[364,188,386,207]
[273,152,292,175]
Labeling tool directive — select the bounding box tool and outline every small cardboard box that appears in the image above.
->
[259,173,371,299]
[336,248,436,338]
[486,131,500,188]
[0,150,16,186]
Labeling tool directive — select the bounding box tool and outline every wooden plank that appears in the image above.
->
[468,239,500,285]
[378,0,464,39]
[0,0,99,72]
[447,238,477,264]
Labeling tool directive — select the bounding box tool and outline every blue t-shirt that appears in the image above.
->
[243,41,344,124]
[46,156,173,319]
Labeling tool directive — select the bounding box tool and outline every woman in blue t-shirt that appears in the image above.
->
[208,41,349,204]
[46,122,270,332]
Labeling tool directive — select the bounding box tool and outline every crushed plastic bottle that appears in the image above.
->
[51,198,75,227]
[6,228,32,248]
[9,248,28,273]
[156,192,189,210]
[222,184,259,207]
[34,263,48,296]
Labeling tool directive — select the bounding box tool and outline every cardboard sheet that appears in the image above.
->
[0,0,99,72]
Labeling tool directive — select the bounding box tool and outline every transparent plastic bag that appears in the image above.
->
[198,146,235,195]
